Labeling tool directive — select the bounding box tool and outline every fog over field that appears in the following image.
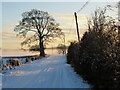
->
[1,49,59,57]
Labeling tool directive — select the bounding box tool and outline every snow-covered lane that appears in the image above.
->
[3,55,90,88]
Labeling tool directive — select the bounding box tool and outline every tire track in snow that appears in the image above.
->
[3,55,90,88]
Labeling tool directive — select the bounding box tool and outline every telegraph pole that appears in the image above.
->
[74,12,80,43]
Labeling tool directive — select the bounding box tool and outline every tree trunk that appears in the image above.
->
[39,39,45,57]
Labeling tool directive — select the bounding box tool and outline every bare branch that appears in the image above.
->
[14,9,63,56]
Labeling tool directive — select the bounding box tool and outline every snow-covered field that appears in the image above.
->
[2,55,90,88]
[2,49,40,57]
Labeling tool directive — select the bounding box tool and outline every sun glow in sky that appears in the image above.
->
[0,0,118,50]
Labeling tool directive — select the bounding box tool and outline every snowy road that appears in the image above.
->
[3,55,90,88]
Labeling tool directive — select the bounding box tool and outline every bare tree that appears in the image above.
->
[57,44,66,55]
[14,9,63,56]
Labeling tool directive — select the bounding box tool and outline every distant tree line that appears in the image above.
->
[67,6,120,89]
[29,45,42,51]
[57,44,66,55]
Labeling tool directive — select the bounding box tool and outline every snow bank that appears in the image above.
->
[3,55,90,88]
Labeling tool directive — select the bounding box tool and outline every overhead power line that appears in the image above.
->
[74,0,90,42]
[66,1,90,42]
[76,0,90,13]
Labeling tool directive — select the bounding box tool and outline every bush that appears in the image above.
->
[9,59,20,66]
[67,41,77,64]
[25,58,32,63]
[67,7,119,89]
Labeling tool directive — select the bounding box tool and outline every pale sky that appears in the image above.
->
[1,0,118,49]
